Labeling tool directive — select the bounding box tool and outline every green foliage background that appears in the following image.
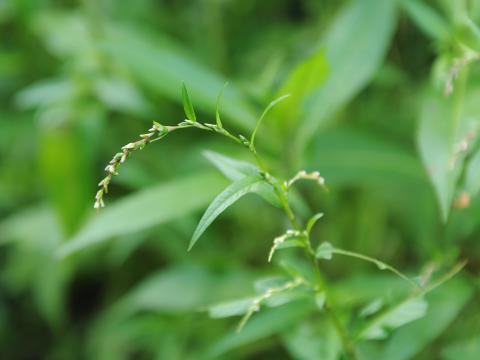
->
[1,0,480,359]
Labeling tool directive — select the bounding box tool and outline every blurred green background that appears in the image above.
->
[1,0,480,359]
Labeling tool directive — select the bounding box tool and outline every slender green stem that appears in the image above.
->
[331,249,419,289]
[304,241,359,360]
[327,302,359,360]
[252,153,358,359]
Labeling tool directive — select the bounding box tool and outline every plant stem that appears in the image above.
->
[254,155,358,359]
[326,303,359,360]
[305,240,359,360]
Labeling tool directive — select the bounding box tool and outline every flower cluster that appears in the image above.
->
[284,170,325,190]
[94,122,167,210]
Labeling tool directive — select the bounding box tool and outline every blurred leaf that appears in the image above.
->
[189,175,266,250]
[39,112,95,234]
[254,276,290,293]
[316,242,334,260]
[33,11,91,58]
[111,265,254,317]
[0,205,58,245]
[181,83,197,122]
[117,265,215,314]
[330,273,409,308]
[282,320,341,360]
[297,0,397,146]
[273,49,328,130]
[359,299,384,318]
[209,298,255,319]
[207,300,314,357]
[442,337,480,360]
[464,148,480,196]
[358,261,467,343]
[308,127,428,187]
[93,76,153,115]
[58,171,227,257]
[359,297,428,340]
[253,276,309,307]
[102,24,257,130]
[417,93,461,220]
[401,0,451,40]
[0,206,67,327]
[203,150,259,180]
[457,16,480,51]
[379,278,473,360]
[15,78,75,109]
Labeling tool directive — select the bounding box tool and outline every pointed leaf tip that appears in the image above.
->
[181,82,197,122]
[188,176,265,250]
[216,82,229,128]
[250,94,291,146]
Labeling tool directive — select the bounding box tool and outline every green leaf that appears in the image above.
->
[457,16,480,52]
[189,175,266,250]
[443,337,480,360]
[308,128,428,187]
[38,108,97,235]
[115,266,215,313]
[359,298,384,318]
[306,212,324,234]
[254,276,290,293]
[112,265,254,317]
[206,301,314,357]
[102,24,257,130]
[181,82,196,122]
[307,127,437,249]
[282,320,341,360]
[381,278,473,360]
[118,265,213,314]
[417,93,461,221]
[359,297,428,340]
[203,150,259,180]
[272,49,328,130]
[216,82,228,128]
[203,150,281,207]
[0,205,66,327]
[357,261,467,342]
[401,0,451,41]
[315,242,334,260]
[250,94,290,147]
[58,172,227,258]
[464,148,480,196]
[208,298,255,319]
[296,0,397,147]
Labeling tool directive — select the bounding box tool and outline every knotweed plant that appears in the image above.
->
[95,84,465,359]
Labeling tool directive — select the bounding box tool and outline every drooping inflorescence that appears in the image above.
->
[94,122,168,210]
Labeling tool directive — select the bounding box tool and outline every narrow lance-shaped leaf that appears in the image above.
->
[359,298,428,340]
[400,0,450,41]
[203,150,280,207]
[295,0,397,150]
[181,82,196,122]
[57,172,226,258]
[216,82,228,128]
[464,148,480,196]
[250,94,290,148]
[356,261,467,341]
[189,175,266,250]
